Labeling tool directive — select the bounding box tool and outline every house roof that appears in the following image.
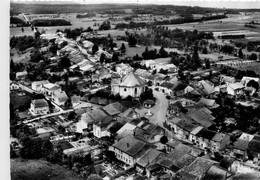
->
[228,83,244,90]
[233,139,249,151]
[160,82,176,89]
[107,122,124,134]
[219,157,235,169]
[32,80,50,86]
[53,91,68,103]
[174,154,196,169]
[43,83,61,90]
[32,99,49,108]
[190,126,203,135]
[120,72,145,87]
[238,133,254,142]
[198,98,216,107]
[175,171,198,180]
[117,122,136,134]
[202,165,230,180]
[195,128,216,140]
[136,148,162,167]
[120,108,140,119]
[102,102,126,116]
[172,82,188,91]
[176,115,198,132]
[187,110,215,128]
[167,143,193,161]
[248,140,260,154]
[113,135,147,157]
[241,76,260,85]
[211,133,229,142]
[182,157,216,177]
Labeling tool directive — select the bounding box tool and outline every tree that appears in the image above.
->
[238,48,244,58]
[249,53,257,60]
[59,56,71,69]
[87,174,102,180]
[21,27,24,33]
[99,53,105,64]
[128,35,137,47]
[202,47,208,54]
[92,44,99,55]
[41,140,54,160]
[120,43,126,54]
[205,59,211,69]
[192,45,201,69]
[10,59,15,72]
[49,43,58,55]
[112,52,119,62]
[30,49,43,63]
[159,46,168,58]
[160,136,168,144]
[99,20,111,30]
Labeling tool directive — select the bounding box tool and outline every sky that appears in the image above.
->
[12,0,260,9]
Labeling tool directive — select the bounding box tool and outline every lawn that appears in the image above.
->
[11,158,83,180]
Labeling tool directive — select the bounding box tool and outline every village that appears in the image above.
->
[9,3,260,180]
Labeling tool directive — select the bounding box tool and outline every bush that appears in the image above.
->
[32,19,71,26]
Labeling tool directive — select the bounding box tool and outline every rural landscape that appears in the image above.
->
[9,1,260,180]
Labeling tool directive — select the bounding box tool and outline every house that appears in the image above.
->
[187,108,215,128]
[247,136,260,162]
[220,75,235,85]
[111,71,146,98]
[10,81,20,90]
[198,97,219,109]
[31,80,50,92]
[71,95,81,108]
[156,64,178,73]
[202,165,232,180]
[136,148,164,174]
[232,139,249,160]
[76,112,95,134]
[29,99,49,115]
[53,91,68,106]
[102,102,126,117]
[42,83,61,98]
[141,60,156,69]
[182,157,217,179]
[172,82,188,97]
[115,63,133,76]
[109,135,152,167]
[210,133,230,152]
[16,71,28,80]
[159,82,176,95]
[192,128,216,151]
[198,80,216,95]
[227,83,244,96]
[118,108,140,123]
[93,116,114,138]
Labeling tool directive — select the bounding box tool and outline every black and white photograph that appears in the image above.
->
[7,0,260,179]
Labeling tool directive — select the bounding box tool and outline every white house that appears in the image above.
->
[42,83,62,99]
[53,90,68,106]
[241,76,260,86]
[227,83,244,96]
[10,81,20,90]
[29,99,49,115]
[16,71,28,80]
[93,116,114,138]
[31,80,50,92]
[111,71,146,98]
[115,63,133,76]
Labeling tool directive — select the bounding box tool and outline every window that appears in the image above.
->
[124,88,127,91]
[135,88,137,94]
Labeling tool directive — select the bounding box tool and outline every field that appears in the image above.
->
[11,158,83,180]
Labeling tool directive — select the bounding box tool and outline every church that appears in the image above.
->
[111,71,146,98]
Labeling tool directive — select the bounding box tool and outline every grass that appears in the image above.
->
[11,158,83,180]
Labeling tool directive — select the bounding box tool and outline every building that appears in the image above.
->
[42,83,62,98]
[109,135,152,167]
[111,71,146,98]
[241,76,260,86]
[227,83,244,96]
[53,90,68,106]
[31,80,50,92]
[16,71,28,80]
[115,63,133,76]
[29,99,49,115]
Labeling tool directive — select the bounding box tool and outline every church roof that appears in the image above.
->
[120,72,145,87]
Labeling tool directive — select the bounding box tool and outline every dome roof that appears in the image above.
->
[120,72,145,87]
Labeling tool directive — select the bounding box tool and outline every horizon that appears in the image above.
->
[11,0,260,9]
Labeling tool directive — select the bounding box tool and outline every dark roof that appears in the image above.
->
[113,135,148,157]
[172,82,188,91]
[233,139,249,151]
[219,157,235,169]
[176,115,198,132]
[169,164,180,173]
[175,171,198,180]
[248,140,260,154]
[201,165,230,180]
[252,135,260,142]
[102,102,126,116]
[32,99,49,108]
[174,154,196,168]
[187,110,215,128]
[195,128,217,140]
[107,122,124,134]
